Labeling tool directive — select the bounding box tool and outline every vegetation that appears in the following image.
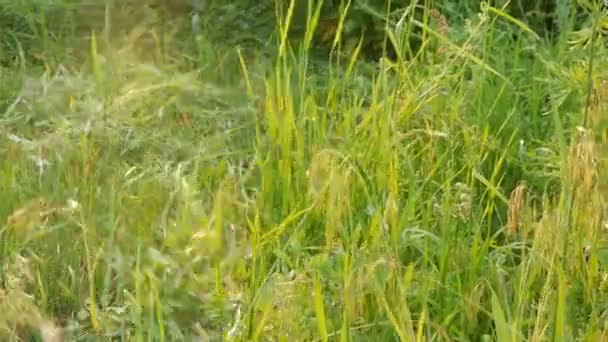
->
[1,0,607,340]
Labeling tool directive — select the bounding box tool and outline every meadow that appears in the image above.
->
[0,0,607,340]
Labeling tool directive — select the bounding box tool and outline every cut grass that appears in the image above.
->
[1,1,607,341]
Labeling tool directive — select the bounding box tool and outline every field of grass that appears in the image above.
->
[0,0,607,341]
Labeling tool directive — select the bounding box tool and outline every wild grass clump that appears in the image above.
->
[1,0,607,340]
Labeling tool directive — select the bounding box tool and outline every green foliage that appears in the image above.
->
[1,0,608,341]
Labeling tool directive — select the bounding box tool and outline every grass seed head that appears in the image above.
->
[507,182,526,237]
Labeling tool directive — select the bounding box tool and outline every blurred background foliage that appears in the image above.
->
[0,0,603,67]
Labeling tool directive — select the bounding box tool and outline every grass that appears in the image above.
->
[0,0,607,340]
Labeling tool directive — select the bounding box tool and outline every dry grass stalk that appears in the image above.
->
[0,255,65,341]
[568,127,597,193]
[591,80,608,200]
[507,182,526,236]
[588,79,607,133]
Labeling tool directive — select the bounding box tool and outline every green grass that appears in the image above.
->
[1,0,607,341]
